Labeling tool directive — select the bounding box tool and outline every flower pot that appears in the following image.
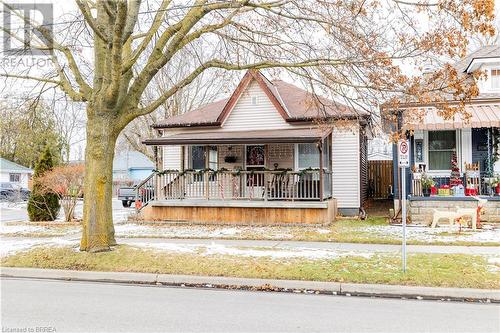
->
[422,188,431,197]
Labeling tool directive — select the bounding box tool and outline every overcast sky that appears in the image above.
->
[1,0,499,161]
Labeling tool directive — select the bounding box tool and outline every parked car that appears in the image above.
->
[117,184,154,208]
[0,182,30,201]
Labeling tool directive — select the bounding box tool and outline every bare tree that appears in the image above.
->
[0,0,495,252]
[118,52,236,160]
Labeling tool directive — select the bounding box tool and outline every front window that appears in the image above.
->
[190,146,206,170]
[9,173,20,182]
[246,145,265,167]
[491,69,500,89]
[428,130,456,170]
[298,143,320,169]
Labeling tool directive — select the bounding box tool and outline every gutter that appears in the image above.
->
[2,268,498,303]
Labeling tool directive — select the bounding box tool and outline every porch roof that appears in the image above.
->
[143,127,331,146]
[404,101,500,130]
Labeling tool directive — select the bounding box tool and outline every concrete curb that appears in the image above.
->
[1,267,499,302]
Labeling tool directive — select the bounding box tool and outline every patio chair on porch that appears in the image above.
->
[464,162,481,195]
[265,173,291,199]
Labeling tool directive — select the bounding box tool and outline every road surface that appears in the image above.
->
[1,278,499,332]
[0,199,133,223]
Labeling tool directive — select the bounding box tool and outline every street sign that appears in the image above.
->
[397,138,410,273]
[398,139,410,168]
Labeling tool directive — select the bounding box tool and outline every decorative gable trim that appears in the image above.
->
[216,70,289,124]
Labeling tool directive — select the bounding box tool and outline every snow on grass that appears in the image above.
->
[115,224,243,238]
[129,241,374,260]
[360,224,500,243]
[0,223,80,236]
[0,237,76,257]
[0,201,27,210]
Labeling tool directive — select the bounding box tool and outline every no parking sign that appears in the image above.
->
[398,139,409,168]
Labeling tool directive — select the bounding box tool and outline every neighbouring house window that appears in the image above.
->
[190,146,206,170]
[428,130,456,170]
[246,145,265,167]
[9,173,20,182]
[492,69,500,89]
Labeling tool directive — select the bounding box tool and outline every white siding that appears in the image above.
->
[0,171,30,188]
[221,81,291,131]
[331,125,360,209]
[163,145,182,170]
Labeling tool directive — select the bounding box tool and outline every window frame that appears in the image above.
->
[294,140,329,171]
[9,173,21,183]
[425,130,458,173]
[491,68,500,90]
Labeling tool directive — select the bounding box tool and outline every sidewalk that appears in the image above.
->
[1,267,498,302]
[119,237,500,255]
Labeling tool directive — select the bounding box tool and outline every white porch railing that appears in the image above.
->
[136,169,332,210]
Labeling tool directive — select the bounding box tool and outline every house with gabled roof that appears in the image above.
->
[137,70,372,224]
[0,157,33,189]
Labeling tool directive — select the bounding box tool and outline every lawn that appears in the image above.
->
[2,217,500,246]
[2,245,499,289]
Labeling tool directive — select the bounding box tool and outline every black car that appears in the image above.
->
[0,182,30,201]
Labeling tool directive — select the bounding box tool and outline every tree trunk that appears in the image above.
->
[80,114,118,252]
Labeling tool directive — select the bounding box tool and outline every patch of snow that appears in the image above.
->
[0,224,80,236]
[487,257,500,265]
[115,224,245,238]
[361,225,500,243]
[0,237,76,257]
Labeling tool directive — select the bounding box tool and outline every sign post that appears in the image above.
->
[398,139,410,272]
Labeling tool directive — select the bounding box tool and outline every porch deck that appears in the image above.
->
[140,198,337,225]
[136,169,337,225]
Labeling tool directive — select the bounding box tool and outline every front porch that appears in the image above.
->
[137,127,341,224]
[136,168,336,224]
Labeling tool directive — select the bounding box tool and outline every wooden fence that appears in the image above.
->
[368,160,393,199]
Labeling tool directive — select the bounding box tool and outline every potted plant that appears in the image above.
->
[420,173,435,197]
[493,176,500,195]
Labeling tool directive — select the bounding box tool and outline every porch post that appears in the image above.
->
[153,146,159,201]
[318,140,324,201]
[205,145,210,199]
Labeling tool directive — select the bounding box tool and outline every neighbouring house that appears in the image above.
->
[137,70,372,224]
[0,157,33,189]
[113,150,155,182]
[112,150,155,196]
[386,45,500,224]
[368,137,392,161]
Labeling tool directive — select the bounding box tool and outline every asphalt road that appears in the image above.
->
[1,278,499,333]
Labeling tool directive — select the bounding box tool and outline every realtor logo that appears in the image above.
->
[2,2,53,56]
